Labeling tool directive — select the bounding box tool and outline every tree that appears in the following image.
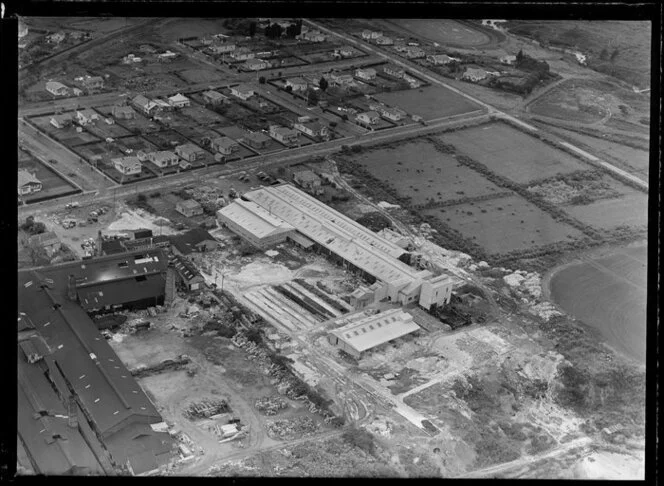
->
[516,49,524,64]
[599,48,609,61]
[285,85,293,93]
[258,76,266,84]
[306,88,319,106]
[610,48,619,63]
[286,24,298,38]
[319,76,329,91]
[248,21,257,37]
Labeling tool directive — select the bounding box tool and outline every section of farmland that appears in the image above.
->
[563,192,648,231]
[423,195,585,256]
[373,85,482,122]
[440,123,588,183]
[351,140,508,205]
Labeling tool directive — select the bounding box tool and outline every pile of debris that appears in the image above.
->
[265,416,319,441]
[183,398,230,420]
[528,302,563,322]
[130,355,191,378]
[255,396,288,416]
[503,270,542,299]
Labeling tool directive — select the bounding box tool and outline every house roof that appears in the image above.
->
[18,170,41,187]
[168,93,189,103]
[46,81,68,91]
[176,143,205,156]
[429,54,453,62]
[112,156,141,169]
[151,150,177,162]
[232,84,254,94]
[132,94,151,108]
[330,309,420,353]
[271,126,298,137]
[464,67,488,77]
[286,77,307,85]
[169,228,217,255]
[293,169,321,183]
[212,136,239,149]
[356,68,377,75]
[28,231,60,247]
[360,111,380,119]
[243,131,270,143]
[217,198,294,240]
[177,199,202,210]
[202,90,226,100]
[51,113,73,123]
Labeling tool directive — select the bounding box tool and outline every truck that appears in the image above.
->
[65,201,80,209]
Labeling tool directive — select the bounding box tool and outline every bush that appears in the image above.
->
[137,194,147,202]
[342,427,376,455]
[245,328,263,344]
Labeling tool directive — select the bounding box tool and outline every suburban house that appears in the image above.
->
[293,120,329,139]
[500,54,517,65]
[269,125,299,144]
[112,156,142,176]
[427,54,454,65]
[361,30,382,39]
[132,94,159,115]
[46,81,69,97]
[380,106,407,122]
[147,151,179,169]
[202,90,228,105]
[81,76,104,92]
[355,67,377,80]
[170,227,219,255]
[73,88,83,96]
[333,47,354,58]
[176,199,204,217]
[112,105,137,119]
[285,77,308,91]
[243,58,268,71]
[157,50,178,62]
[211,136,240,155]
[46,32,66,44]
[75,109,99,126]
[210,43,236,54]
[242,131,271,149]
[230,84,255,100]
[170,254,206,292]
[292,169,323,194]
[175,143,207,162]
[18,170,42,195]
[50,113,73,129]
[329,72,354,86]
[153,99,173,112]
[300,30,326,42]
[383,64,405,78]
[375,35,394,45]
[27,231,61,257]
[404,46,425,59]
[230,47,255,61]
[168,93,191,108]
[463,67,490,82]
[356,111,380,125]
[122,54,142,64]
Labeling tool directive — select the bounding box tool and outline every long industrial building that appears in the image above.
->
[17,249,175,475]
[217,183,453,309]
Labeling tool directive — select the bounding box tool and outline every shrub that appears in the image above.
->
[343,427,376,455]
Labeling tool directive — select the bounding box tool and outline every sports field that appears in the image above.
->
[353,140,507,205]
[423,195,585,256]
[373,85,482,122]
[441,122,588,183]
[387,19,492,47]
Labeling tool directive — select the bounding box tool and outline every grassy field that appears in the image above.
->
[503,20,651,88]
[373,85,481,122]
[423,195,585,255]
[352,140,508,205]
[385,19,492,47]
[563,192,648,231]
[550,245,647,362]
[440,123,588,183]
[18,153,79,202]
[157,18,231,42]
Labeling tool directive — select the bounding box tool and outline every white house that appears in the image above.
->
[231,47,255,61]
[427,54,454,65]
[243,58,268,71]
[50,114,73,129]
[147,151,179,168]
[293,120,329,139]
[463,68,489,82]
[168,93,191,108]
[356,111,380,125]
[375,35,393,45]
[18,170,42,196]
[269,125,299,144]
[329,72,354,86]
[380,106,407,122]
[202,90,228,105]
[46,81,69,97]
[75,109,99,126]
[230,84,255,100]
[211,136,240,155]
[383,64,405,78]
[500,54,517,65]
[210,43,236,54]
[354,67,377,80]
[285,77,308,91]
[112,156,142,176]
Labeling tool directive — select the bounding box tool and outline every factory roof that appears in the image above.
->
[330,309,420,353]
[217,197,294,239]
[169,254,203,283]
[170,228,217,255]
[243,184,430,285]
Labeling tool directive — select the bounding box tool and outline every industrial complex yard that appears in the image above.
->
[15,13,651,481]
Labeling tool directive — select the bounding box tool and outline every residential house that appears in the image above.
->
[75,109,99,126]
[50,113,73,129]
[300,30,326,42]
[132,95,158,115]
[356,111,380,125]
[202,90,228,105]
[329,72,354,86]
[404,46,425,59]
[230,47,255,61]
[147,151,179,169]
[170,228,219,255]
[72,88,84,96]
[500,54,517,65]
[375,35,393,45]
[242,131,271,149]
[175,199,204,218]
[230,84,254,100]
[269,125,299,145]
[122,54,142,64]
[462,67,489,82]
[175,143,207,162]
[380,106,407,122]
[153,99,173,112]
[81,76,104,92]
[46,32,65,44]
[285,77,308,91]
[17,170,42,195]
[354,67,377,81]
[168,93,191,108]
[292,169,323,193]
[333,47,354,58]
[293,120,329,139]
[157,51,177,62]
[46,81,69,97]
[210,43,236,54]
[112,105,137,119]
[361,30,380,40]
[243,58,268,71]
[112,157,142,176]
[383,64,405,78]
[27,231,61,257]
[427,54,453,65]
[211,136,240,155]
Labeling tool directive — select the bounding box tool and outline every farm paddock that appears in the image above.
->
[349,139,508,205]
[423,195,585,256]
[440,123,589,184]
[563,192,648,232]
[373,85,482,122]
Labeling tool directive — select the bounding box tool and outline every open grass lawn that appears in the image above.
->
[179,68,222,85]
[114,111,161,134]
[564,192,648,231]
[353,140,509,205]
[30,115,101,146]
[85,120,133,140]
[424,195,585,256]
[180,103,231,126]
[18,158,79,202]
[374,85,481,122]
[387,19,492,47]
[115,135,160,153]
[441,122,588,184]
[143,129,192,150]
